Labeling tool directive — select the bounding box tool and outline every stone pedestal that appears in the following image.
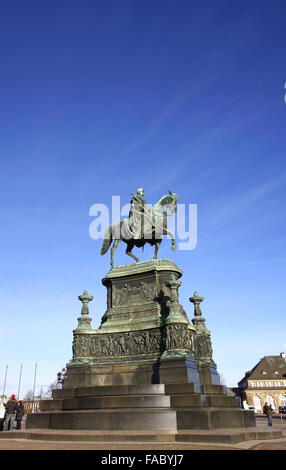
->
[26,259,255,431]
[64,259,210,388]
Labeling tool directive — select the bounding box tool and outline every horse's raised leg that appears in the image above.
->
[164,229,176,251]
[153,241,161,259]
[111,239,121,268]
[126,242,140,263]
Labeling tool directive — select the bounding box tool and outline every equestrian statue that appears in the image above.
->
[100,189,178,268]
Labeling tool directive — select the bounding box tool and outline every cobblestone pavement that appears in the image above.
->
[1,437,286,451]
[249,441,286,450]
[0,440,241,450]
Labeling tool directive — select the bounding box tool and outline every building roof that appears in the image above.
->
[238,353,286,384]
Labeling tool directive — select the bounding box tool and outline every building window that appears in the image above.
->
[253,395,262,411]
[281,396,286,407]
[266,395,275,410]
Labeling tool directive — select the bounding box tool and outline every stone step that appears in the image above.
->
[27,406,256,431]
[176,408,255,430]
[164,383,201,395]
[52,382,229,400]
[4,427,282,443]
[169,394,202,407]
[165,383,228,395]
[40,395,171,411]
[169,394,238,408]
[200,384,228,395]
[201,394,239,408]
[27,408,178,431]
[43,392,239,412]
[52,384,166,399]
[40,394,241,413]
[27,380,257,432]
[175,428,283,444]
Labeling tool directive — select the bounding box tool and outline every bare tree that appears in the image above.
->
[45,380,58,398]
[23,389,34,400]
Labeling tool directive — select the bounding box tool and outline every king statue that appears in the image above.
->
[128,188,153,239]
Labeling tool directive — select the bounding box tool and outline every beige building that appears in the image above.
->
[238,352,286,413]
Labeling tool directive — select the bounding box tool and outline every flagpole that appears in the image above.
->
[32,363,37,411]
[17,364,23,400]
[3,365,8,399]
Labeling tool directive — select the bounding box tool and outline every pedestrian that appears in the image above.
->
[0,402,6,431]
[15,400,25,430]
[263,402,273,427]
[3,394,18,431]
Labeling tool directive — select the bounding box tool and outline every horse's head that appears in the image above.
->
[154,191,178,216]
[167,190,178,214]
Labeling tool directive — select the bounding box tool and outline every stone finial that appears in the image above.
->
[189,291,214,362]
[166,273,181,303]
[164,273,188,325]
[189,291,206,330]
[76,290,93,331]
[78,290,93,315]
[189,291,204,317]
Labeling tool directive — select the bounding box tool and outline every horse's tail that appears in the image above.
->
[100,225,113,255]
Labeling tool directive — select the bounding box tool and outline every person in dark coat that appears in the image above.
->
[263,402,273,426]
[15,401,25,430]
[3,395,18,431]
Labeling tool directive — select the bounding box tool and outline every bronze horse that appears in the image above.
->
[100,192,178,267]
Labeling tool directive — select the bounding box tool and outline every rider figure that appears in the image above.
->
[129,188,152,239]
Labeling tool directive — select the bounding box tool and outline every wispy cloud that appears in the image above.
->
[121,96,184,157]
[117,73,224,161]
[241,257,286,265]
[147,98,276,198]
[205,172,286,232]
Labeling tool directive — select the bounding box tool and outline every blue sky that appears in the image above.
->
[0,0,286,398]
